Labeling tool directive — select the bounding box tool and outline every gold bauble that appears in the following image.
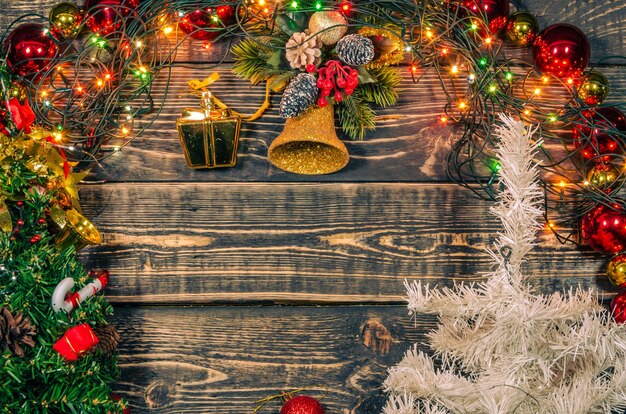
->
[308,11,347,46]
[578,71,610,106]
[587,162,623,193]
[7,83,28,103]
[49,2,82,38]
[268,104,349,175]
[358,26,405,68]
[608,254,626,288]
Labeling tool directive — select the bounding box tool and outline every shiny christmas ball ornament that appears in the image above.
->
[587,162,623,193]
[280,395,324,414]
[462,0,510,34]
[6,83,28,103]
[607,254,626,288]
[308,11,348,46]
[578,71,610,106]
[505,11,538,47]
[573,107,626,161]
[533,23,590,79]
[49,2,83,38]
[4,23,58,79]
[178,6,235,41]
[611,290,626,323]
[84,0,140,35]
[581,201,626,255]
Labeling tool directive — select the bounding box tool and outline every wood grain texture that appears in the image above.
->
[111,305,431,414]
[86,64,626,183]
[77,182,612,304]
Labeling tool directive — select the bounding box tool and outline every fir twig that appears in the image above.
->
[336,95,376,140]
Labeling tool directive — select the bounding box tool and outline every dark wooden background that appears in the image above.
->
[3,1,626,412]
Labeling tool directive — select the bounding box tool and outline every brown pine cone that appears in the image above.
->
[285,30,322,70]
[93,324,120,356]
[0,307,37,357]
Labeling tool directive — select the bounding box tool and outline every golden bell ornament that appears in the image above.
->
[54,208,102,252]
[607,254,626,288]
[176,91,242,169]
[268,104,349,175]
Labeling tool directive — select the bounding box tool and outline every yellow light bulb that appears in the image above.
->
[163,25,174,35]
[451,65,459,74]
[534,88,541,95]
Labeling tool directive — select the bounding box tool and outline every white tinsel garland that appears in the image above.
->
[384,115,626,414]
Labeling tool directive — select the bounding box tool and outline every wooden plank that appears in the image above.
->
[77,182,612,304]
[86,64,626,183]
[111,305,430,413]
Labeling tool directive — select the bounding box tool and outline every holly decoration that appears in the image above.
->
[312,60,359,107]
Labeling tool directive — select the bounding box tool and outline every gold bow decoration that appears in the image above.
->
[187,72,275,122]
[0,129,88,232]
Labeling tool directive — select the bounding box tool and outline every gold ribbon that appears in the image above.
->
[0,198,11,233]
[187,72,271,122]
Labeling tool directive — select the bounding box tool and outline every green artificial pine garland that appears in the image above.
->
[0,132,124,413]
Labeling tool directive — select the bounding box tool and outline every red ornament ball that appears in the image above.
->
[611,290,626,323]
[462,0,510,34]
[4,23,58,79]
[280,396,324,414]
[581,201,626,255]
[573,107,626,161]
[30,234,42,244]
[178,6,235,41]
[84,0,140,36]
[533,23,590,79]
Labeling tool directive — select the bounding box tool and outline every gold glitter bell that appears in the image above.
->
[176,91,242,169]
[54,208,102,252]
[268,104,349,175]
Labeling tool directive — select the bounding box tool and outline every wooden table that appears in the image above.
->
[3,1,626,412]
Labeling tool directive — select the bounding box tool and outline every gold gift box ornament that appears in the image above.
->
[176,91,242,169]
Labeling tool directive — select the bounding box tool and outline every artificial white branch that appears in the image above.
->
[384,115,626,413]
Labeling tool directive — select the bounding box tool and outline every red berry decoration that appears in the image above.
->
[280,395,324,414]
[4,23,58,79]
[462,0,509,34]
[581,201,626,255]
[178,6,235,41]
[573,107,626,161]
[315,60,359,106]
[30,235,42,244]
[84,0,141,36]
[16,201,24,207]
[532,23,590,79]
[611,290,626,324]
[38,217,46,225]
[16,219,25,227]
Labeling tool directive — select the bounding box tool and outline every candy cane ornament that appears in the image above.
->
[52,270,110,313]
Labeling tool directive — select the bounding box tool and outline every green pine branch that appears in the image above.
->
[336,95,376,141]
[232,38,295,90]
[355,66,401,107]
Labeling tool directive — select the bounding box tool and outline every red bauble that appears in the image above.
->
[581,201,626,255]
[462,0,510,34]
[84,0,140,35]
[178,6,235,41]
[533,23,590,79]
[280,396,324,414]
[4,23,58,79]
[611,290,626,323]
[573,107,626,161]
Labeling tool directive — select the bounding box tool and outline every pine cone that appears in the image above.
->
[285,30,322,70]
[0,307,37,357]
[93,324,120,356]
[336,34,375,67]
[279,73,319,118]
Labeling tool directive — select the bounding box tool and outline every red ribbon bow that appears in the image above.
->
[3,97,36,134]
